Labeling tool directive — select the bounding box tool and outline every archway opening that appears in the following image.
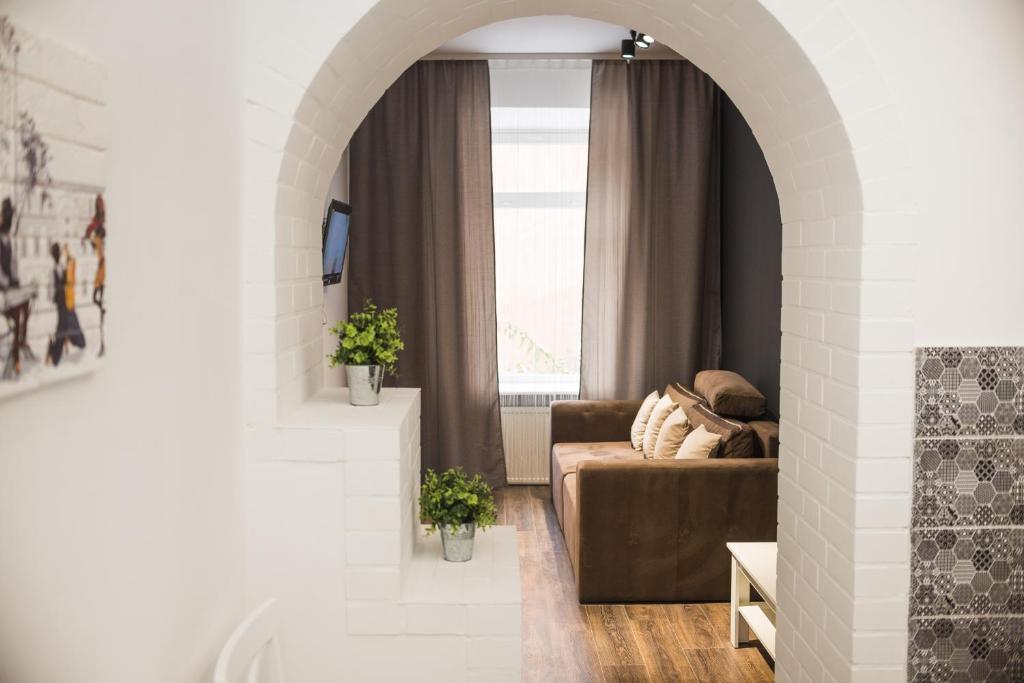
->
[243,3,916,680]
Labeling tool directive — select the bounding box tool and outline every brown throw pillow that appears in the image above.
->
[664,383,705,411]
[674,424,721,459]
[694,370,767,418]
[652,407,691,459]
[682,403,757,458]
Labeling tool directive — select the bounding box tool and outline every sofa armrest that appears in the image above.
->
[549,399,642,449]
[574,457,778,602]
[748,420,780,458]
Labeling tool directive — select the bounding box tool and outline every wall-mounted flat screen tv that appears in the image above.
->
[322,199,351,286]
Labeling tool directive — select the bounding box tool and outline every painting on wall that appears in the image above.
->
[0,17,107,401]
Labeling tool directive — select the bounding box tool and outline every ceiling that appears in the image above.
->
[432,16,679,57]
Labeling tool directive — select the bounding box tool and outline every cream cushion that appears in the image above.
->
[674,424,722,459]
[642,394,678,458]
[630,391,661,450]
[653,407,692,459]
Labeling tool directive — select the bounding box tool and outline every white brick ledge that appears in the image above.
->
[245,388,522,681]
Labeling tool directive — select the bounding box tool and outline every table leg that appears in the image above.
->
[730,556,750,647]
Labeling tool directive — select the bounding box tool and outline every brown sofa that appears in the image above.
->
[550,395,778,603]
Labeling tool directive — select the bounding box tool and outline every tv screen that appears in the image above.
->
[322,200,351,286]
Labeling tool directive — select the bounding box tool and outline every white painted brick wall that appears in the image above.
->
[346,603,406,635]
[468,604,521,636]
[346,496,402,530]
[242,1,916,681]
[345,461,400,496]
[246,389,521,681]
[405,604,467,635]
[466,636,520,670]
[346,566,402,601]
[345,530,401,565]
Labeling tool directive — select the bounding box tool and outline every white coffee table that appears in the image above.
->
[726,541,777,659]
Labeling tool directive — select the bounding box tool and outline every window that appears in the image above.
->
[490,61,591,397]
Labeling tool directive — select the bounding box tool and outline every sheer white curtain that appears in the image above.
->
[489,60,592,403]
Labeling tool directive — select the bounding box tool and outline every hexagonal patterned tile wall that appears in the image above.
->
[910,527,1024,617]
[909,617,1024,682]
[914,439,1024,528]
[912,348,1024,681]
[917,347,1024,437]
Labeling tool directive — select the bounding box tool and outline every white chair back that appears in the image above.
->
[214,599,286,683]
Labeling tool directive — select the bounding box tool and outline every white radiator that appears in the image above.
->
[501,407,551,484]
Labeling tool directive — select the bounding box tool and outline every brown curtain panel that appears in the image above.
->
[580,60,722,400]
[348,61,507,487]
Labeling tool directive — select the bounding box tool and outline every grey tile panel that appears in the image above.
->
[913,438,1024,528]
[916,347,1024,438]
[911,347,1024,680]
[910,527,1024,617]
[908,616,1023,682]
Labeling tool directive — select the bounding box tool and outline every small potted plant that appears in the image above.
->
[419,467,497,562]
[328,299,404,406]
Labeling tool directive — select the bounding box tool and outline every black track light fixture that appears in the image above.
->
[631,29,654,48]
[623,30,653,61]
[621,38,636,62]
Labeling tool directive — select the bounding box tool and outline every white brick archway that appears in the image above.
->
[243,1,917,680]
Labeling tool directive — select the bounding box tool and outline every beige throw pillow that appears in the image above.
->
[653,407,691,459]
[642,394,678,459]
[630,391,661,451]
[675,424,722,459]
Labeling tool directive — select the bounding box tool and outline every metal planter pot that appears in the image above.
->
[345,364,383,406]
[440,522,476,562]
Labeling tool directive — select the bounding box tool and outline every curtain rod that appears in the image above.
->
[421,52,684,61]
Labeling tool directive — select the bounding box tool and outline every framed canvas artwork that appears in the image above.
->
[0,17,108,400]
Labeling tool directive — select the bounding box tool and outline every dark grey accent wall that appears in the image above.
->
[720,95,782,417]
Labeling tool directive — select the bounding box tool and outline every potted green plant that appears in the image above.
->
[328,299,404,406]
[419,467,497,562]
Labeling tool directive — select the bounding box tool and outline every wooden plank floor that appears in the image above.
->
[496,485,774,683]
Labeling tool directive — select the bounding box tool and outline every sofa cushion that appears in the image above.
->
[551,441,638,529]
[664,383,705,411]
[642,394,678,458]
[629,391,660,450]
[572,456,779,603]
[694,370,767,418]
[682,403,757,458]
[652,407,692,459]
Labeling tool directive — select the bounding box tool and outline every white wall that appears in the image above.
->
[843,2,1024,346]
[0,1,245,681]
